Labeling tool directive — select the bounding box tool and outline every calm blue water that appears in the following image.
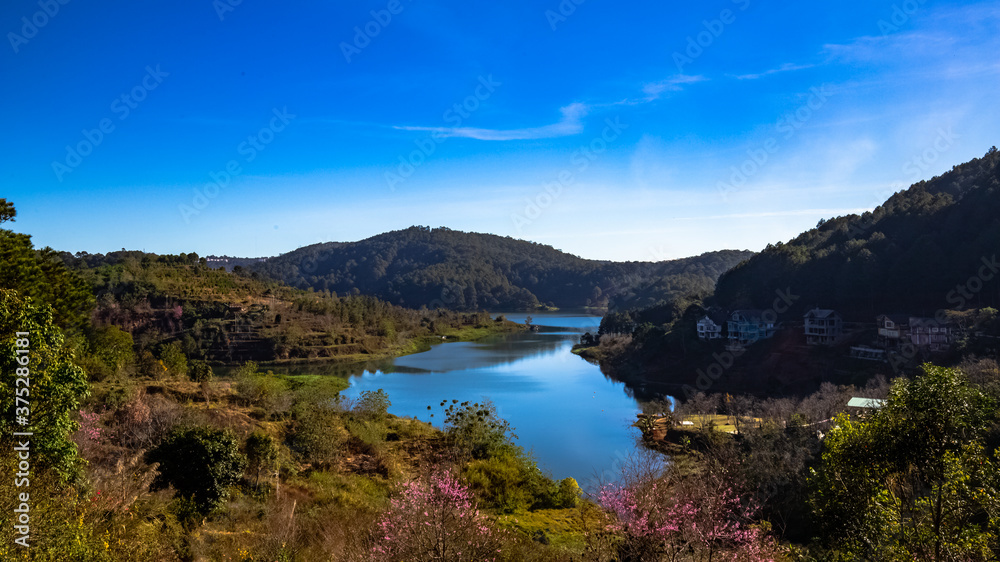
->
[341,311,642,489]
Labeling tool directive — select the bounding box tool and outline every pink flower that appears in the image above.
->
[369,469,507,560]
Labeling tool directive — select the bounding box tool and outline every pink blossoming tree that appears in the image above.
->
[597,471,782,562]
[367,469,509,562]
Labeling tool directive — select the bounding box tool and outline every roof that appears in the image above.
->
[709,309,729,325]
[699,310,728,326]
[731,309,766,322]
[909,316,957,329]
[698,315,721,326]
[877,313,910,325]
[804,308,840,319]
[847,397,886,409]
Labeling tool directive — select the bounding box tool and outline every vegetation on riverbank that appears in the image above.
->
[627,358,1000,558]
[53,245,526,372]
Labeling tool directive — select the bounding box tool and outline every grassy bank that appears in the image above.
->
[54,355,595,561]
[249,318,528,370]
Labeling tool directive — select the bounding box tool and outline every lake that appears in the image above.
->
[341,311,644,490]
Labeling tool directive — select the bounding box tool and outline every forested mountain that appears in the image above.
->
[54,249,517,367]
[252,226,753,311]
[589,148,1000,399]
[711,147,1000,318]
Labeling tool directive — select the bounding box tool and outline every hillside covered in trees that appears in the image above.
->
[712,147,1000,317]
[251,226,753,311]
[590,148,1000,397]
[54,249,520,370]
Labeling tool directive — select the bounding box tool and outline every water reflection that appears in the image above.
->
[341,311,642,489]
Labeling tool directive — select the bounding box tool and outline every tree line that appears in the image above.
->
[251,225,753,311]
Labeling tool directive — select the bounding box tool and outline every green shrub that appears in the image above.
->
[0,290,89,481]
[462,442,570,513]
[292,399,344,468]
[555,477,581,508]
[146,426,247,514]
[464,449,535,513]
[443,399,513,460]
[235,365,290,418]
[189,360,213,383]
[245,430,278,488]
[158,341,188,378]
[354,388,391,419]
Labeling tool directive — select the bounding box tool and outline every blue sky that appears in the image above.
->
[3,0,998,261]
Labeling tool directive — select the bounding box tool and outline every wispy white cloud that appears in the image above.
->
[389,73,706,142]
[822,31,955,63]
[394,102,589,141]
[642,75,706,100]
[732,62,814,80]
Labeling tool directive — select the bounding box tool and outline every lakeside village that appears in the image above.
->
[696,307,973,364]
[629,306,995,441]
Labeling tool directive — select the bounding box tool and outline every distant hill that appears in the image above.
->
[251,227,754,311]
[713,147,1000,318]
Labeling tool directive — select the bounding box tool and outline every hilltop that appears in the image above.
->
[251,226,753,311]
[712,146,1000,317]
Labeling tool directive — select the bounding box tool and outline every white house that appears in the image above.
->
[909,317,956,352]
[696,315,723,340]
[877,314,910,348]
[803,308,842,345]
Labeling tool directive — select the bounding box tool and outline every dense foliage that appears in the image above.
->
[0,199,93,330]
[713,147,1000,318]
[810,365,1000,560]
[595,149,1000,395]
[251,226,752,310]
[57,248,523,367]
[146,426,247,514]
[0,289,89,481]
